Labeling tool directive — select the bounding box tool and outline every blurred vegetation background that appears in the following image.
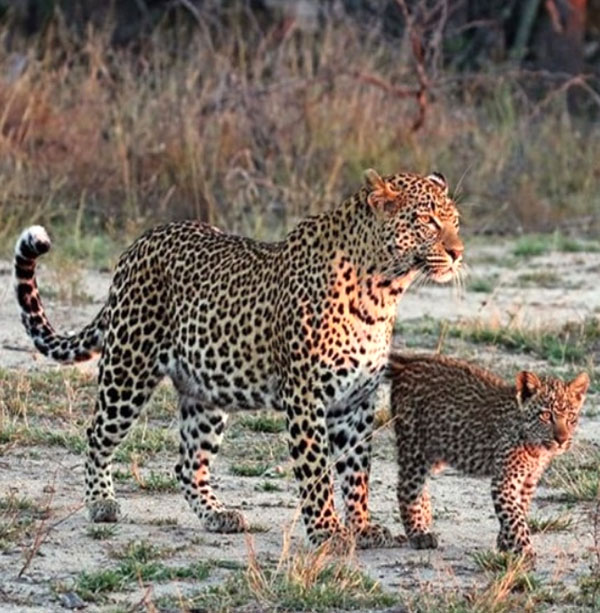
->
[0,0,599,255]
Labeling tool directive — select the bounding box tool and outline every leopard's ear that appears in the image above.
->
[427,172,448,195]
[364,169,401,216]
[363,168,386,191]
[569,372,590,403]
[515,371,542,405]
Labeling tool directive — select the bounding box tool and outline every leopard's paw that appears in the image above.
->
[354,523,404,549]
[409,532,438,550]
[88,498,121,523]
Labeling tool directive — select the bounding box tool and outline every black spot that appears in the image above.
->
[132,394,146,407]
[17,283,33,305]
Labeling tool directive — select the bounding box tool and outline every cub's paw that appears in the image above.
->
[354,523,404,549]
[519,548,536,570]
[409,532,438,550]
[497,536,536,567]
[205,510,249,533]
[88,499,121,523]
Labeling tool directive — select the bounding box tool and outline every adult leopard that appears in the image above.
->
[14,169,463,548]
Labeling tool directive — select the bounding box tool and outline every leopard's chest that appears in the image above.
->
[313,299,396,408]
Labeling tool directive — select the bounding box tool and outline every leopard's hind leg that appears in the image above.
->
[175,396,248,533]
[86,343,162,522]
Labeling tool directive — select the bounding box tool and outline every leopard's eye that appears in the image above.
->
[418,214,439,227]
[540,410,552,423]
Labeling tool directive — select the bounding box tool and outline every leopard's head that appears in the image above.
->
[516,371,590,452]
[363,169,463,283]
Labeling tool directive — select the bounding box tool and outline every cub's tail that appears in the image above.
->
[14,226,107,363]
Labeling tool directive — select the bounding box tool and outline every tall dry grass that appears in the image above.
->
[0,11,599,254]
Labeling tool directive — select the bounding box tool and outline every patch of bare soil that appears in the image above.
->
[0,240,599,611]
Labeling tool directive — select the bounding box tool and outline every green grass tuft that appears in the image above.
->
[165,556,396,613]
[114,426,178,464]
[0,494,48,551]
[471,549,521,573]
[86,524,118,541]
[528,514,572,534]
[543,442,600,502]
[238,414,286,434]
[467,276,496,293]
[138,471,179,493]
[513,233,600,258]
[255,480,283,492]
[513,236,551,257]
[76,540,210,602]
[230,462,271,477]
[516,271,563,288]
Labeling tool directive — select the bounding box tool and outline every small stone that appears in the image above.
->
[60,591,86,609]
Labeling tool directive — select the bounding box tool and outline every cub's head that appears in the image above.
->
[363,169,463,283]
[516,371,589,452]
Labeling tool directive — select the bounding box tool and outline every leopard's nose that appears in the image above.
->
[447,245,463,262]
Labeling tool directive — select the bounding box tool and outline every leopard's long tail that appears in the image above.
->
[14,226,107,363]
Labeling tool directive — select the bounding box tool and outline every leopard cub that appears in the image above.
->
[389,353,589,556]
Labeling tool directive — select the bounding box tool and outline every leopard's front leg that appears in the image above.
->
[327,396,395,548]
[282,391,348,548]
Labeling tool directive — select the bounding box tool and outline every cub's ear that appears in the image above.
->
[427,172,448,195]
[569,372,590,402]
[363,168,386,191]
[515,371,542,405]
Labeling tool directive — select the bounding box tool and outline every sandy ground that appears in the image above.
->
[0,239,599,612]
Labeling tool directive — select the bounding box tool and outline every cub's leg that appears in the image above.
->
[520,459,550,517]
[491,450,534,557]
[396,451,437,549]
[86,350,161,522]
[327,397,394,548]
[175,396,247,533]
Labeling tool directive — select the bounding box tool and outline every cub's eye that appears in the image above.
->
[540,410,552,423]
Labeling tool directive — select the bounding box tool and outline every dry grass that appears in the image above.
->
[155,536,397,612]
[1,13,600,257]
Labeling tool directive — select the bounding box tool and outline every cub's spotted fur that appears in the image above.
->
[14,170,462,548]
[389,353,588,556]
